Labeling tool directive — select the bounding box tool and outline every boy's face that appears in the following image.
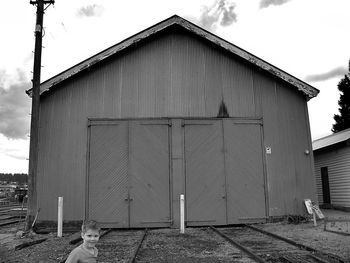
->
[81,229,100,249]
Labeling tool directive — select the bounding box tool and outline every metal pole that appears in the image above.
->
[57,197,63,237]
[180,194,185,234]
[26,0,54,232]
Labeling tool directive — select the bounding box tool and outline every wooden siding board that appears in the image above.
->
[258,75,285,216]
[203,48,223,116]
[276,82,298,214]
[67,80,89,219]
[101,64,118,117]
[314,147,350,208]
[37,95,54,220]
[154,37,172,117]
[136,44,156,117]
[222,58,255,117]
[272,81,316,215]
[169,34,185,116]
[38,82,69,220]
[38,79,91,220]
[293,93,317,212]
[252,70,263,117]
[86,69,102,117]
[121,53,138,118]
[186,37,206,117]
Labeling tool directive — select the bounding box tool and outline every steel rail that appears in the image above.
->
[129,228,148,263]
[210,226,267,263]
[0,219,21,227]
[14,238,47,251]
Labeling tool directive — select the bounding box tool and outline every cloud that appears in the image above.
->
[0,69,31,140]
[220,4,237,26]
[260,0,291,9]
[77,4,104,18]
[304,66,348,82]
[0,148,27,161]
[188,0,237,32]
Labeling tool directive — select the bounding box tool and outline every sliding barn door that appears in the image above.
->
[87,120,171,228]
[184,120,227,226]
[224,120,266,224]
[87,122,129,227]
[129,120,171,227]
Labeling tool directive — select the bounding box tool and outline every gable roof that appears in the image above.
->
[313,128,350,151]
[27,15,319,99]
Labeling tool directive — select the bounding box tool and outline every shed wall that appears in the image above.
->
[314,146,350,209]
[255,74,316,216]
[36,30,315,221]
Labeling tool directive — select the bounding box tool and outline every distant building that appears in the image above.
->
[28,15,319,228]
[313,128,350,211]
[0,184,16,198]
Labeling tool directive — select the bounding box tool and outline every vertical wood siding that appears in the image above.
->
[314,147,350,208]
[37,30,315,220]
[257,73,316,216]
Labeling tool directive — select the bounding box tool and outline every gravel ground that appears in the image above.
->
[260,209,350,260]
[0,224,79,263]
[0,209,349,262]
[135,228,253,263]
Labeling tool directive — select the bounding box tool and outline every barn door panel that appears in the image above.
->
[224,120,266,224]
[87,122,129,228]
[129,120,171,227]
[184,120,226,226]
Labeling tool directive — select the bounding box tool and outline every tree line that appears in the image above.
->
[0,173,28,184]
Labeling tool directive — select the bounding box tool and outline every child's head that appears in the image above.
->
[81,220,100,249]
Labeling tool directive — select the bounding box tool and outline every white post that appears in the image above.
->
[312,209,317,227]
[58,196,63,237]
[180,194,185,234]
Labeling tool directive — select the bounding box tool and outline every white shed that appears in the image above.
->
[313,128,350,211]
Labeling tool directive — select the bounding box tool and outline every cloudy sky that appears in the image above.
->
[0,0,349,173]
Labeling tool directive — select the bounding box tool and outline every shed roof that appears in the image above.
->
[312,128,350,151]
[27,15,319,99]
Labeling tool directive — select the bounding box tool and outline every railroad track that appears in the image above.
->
[97,226,345,262]
[0,203,26,227]
[12,225,346,262]
[0,216,22,227]
[211,225,345,263]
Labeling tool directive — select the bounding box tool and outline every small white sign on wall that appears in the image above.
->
[265,146,272,154]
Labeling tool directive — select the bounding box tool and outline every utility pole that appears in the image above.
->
[26,0,54,232]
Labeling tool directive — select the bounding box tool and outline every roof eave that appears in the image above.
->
[27,15,319,100]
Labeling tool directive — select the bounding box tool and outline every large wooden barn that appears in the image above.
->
[29,15,319,228]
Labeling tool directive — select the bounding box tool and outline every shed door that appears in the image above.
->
[184,120,226,226]
[321,167,331,204]
[87,122,129,227]
[88,120,170,228]
[129,120,171,227]
[224,120,266,223]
